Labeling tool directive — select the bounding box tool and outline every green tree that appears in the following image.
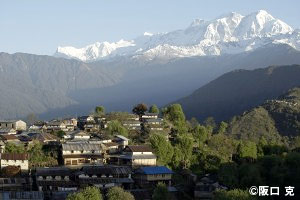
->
[257,136,268,157]
[207,134,237,162]
[152,182,170,200]
[28,141,57,167]
[213,189,255,200]
[163,104,185,124]
[204,117,216,131]
[107,187,134,200]
[150,133,174,166]
[95,106,105,115]
[66,187,102,200]
[192,125,209,147]
[189,117,199,129]
[149,104,159,114]
[54,130,65,138]
[217,121,228,134]
[4,142,25,153]
[237,141,257,159]
[107,120,129,137]
[174,134,193,168]
[132,103,148,116]
[81,186,103,200]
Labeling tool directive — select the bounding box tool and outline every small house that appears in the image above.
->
[0,120,27,131]
[62,142,105,167]
[118,145,156,167]
[0,153,29,171]
[134,166,174,188]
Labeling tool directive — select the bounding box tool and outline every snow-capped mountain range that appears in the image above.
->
[55,10,300,62]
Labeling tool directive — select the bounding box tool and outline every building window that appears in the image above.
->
[71,150,74,154]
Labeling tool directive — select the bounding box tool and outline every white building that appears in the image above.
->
[64,130,91,140]
[119,145,157,167]
[0,120,27,131]
[62,142,105,167]
[0,153,29,171]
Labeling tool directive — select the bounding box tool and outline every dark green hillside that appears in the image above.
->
[227,88,300,141]
[176,64,300,122]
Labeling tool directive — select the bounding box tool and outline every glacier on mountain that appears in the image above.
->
[55,10,299,62]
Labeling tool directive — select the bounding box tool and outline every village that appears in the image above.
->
[0,104,225,200]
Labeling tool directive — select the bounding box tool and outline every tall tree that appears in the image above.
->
[192,125,209,147]
[149,104,159,114]
[107,120,128,137]
[204,117,217,131]
[174,134,193,168]
[163,104,185,124]
[150,133,174,166]
[217,121,228,134]
[132,103,148,116]
[95,106,105,115]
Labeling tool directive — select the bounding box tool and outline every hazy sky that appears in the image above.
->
[1,0,299,55]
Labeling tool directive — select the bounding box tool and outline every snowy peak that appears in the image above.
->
[235,10,293,39]
[55,40,134,62]
[55,10,298,62]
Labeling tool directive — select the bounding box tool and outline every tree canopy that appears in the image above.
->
[107,187,134,200]
[95,106,105,115]
[66,186,103,200]
[149,104,159,114]
[106,120,128,137]
[132,103,148,116]
[150,133,174,166]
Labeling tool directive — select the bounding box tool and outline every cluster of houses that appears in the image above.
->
[0,113,225,200]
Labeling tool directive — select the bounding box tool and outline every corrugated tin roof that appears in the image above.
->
[36,167,72,176]
[62,143,103,151]
[115,135,129,141]
[138,166,173,175]
[0,134,18,140]
[1,153,28,160]
[31,133,59,142]
[126,145,153,152]
[81,165,132,175]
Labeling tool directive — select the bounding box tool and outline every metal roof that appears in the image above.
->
[62,143,103,151]
[138,166,173,175]
[115,135,129,141]
[81,165,132,175]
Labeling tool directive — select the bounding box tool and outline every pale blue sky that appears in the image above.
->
[1,0,299,55]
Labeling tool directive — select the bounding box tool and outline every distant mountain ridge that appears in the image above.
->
[176,65,300,122]
[55,10,299,62]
